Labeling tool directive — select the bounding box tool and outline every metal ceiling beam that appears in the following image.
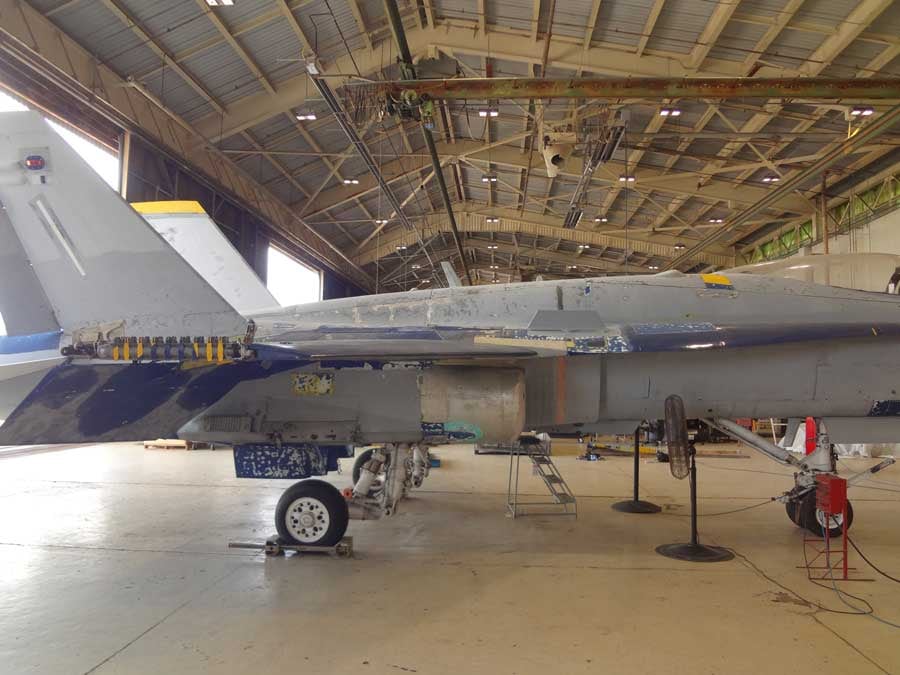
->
[664,102,900,270]
[799,0,895,76]
[354,210,734,268]
[301,138,814,218]
[375,77,900,101]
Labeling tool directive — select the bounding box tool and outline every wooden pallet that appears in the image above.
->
[143,439,194,450]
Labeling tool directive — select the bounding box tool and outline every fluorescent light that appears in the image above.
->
[595,216,608,223]
[343,178,359,185]
[708,218,723,224]
[481,172,498,183]
[762,175,780,183]
[478,108,499,118]
[412,264,421,269]
[487,244,499,250]
[485,217,500,223]
[618,175,635,183]
[295,112,317,121]
[673,243,686,250]
[648,265,659,270]
[851,107,873,117]
[660,108,681,117]
[396,245,407,251]
[578,244,589,249]
[567,265,577,270]
[375,218,389,225]
[490,265,499,269]
[206,0,233,5]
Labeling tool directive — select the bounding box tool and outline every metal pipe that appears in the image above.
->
[367,77,900,101]
[704,418,801,466]
[382,0,472,285]
[665,102,900,270]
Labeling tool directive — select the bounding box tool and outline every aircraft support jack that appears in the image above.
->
[656,395,734,563]
[612,423,661,514]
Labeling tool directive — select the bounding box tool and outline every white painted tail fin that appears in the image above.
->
[0,112,247,341]
[135,202,280,315]
[441,261,462,288]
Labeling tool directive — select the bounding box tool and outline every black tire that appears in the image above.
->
[799,492,854,538]
[352,448,375,485]
[351,447,390,485]
[275,479,349,546]
[785,500,801,526]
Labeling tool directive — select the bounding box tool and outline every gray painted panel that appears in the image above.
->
[0,208,58,335]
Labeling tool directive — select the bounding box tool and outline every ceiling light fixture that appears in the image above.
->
[485,217,500,223]
[761,175,780,183]
[578,244,589,249]
[618,175,635,183]
[487,244,499,250]
[595,216,608,223]
[850,107,874,117]
[481,172,498,183]
[660,108,681,117]
[343,178,359,185]
[206,0,234,5]
[649,265,659,270]
[396,245,407,251]
[708,218,724,224]
[478,108,499,118]
[673,242,686,250]
[375,218,389,225]
[295,112,317,121]
[411,264,421,269]
[490,265,499,270]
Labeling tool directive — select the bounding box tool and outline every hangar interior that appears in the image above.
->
[2,0,900,673]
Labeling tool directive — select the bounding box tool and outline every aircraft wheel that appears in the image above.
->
[352,448,390,485]
[785,500,801,526]
[799,492,853,538]
[275,480,349,546]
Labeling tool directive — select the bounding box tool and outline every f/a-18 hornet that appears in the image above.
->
[1,112,896,546]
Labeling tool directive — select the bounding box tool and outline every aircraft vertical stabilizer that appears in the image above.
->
[0,112,247,341]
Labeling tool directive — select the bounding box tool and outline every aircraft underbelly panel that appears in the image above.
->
[524,356,602,427]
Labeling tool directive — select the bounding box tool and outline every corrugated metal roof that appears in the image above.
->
[705,18,768,64]
[645,0,716,55]
[487,0,534,33]
[137,67,211,122]
[552,0,594,40]
[294,0,367,62]
[47,1,162,77]
[237,16,306,82]
[794,0,862,26]
[120,0,220,57]
[180,40,263,106]
[592,0,649,50]
[764,28,825,71]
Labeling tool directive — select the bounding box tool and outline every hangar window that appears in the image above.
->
[0,91,119,189]
[266,246,321,306]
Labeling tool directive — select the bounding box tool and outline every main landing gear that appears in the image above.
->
[274,443,431,546]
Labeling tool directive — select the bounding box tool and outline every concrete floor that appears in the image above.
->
[1,443,899,675]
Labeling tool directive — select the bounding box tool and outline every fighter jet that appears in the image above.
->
[1,112,897,546]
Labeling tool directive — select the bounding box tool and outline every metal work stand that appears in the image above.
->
[612,426,661,514]
[228,536,353,558]
[656,446,733,563]
[507,441,577,518]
